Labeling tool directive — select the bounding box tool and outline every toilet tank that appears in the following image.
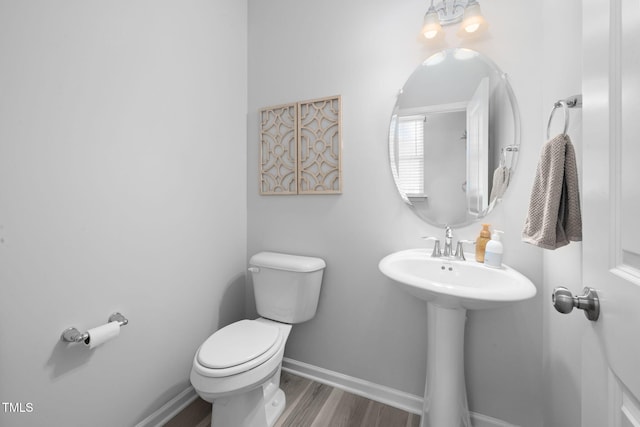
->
[249,252,326,324]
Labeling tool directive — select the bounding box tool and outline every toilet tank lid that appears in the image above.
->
[250,251,326,272]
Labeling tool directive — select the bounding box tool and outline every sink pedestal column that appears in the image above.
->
[421,303,472,427]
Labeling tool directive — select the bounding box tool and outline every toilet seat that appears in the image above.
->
[195,319,283,378]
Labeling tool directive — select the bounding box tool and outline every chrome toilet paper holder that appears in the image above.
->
[60,312,128,343]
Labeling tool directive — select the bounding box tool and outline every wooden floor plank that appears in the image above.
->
[194,413,211,427]
[275,373,313,427]
[277,381,333,427]
[325,390,372,427]
[163,397,211,427]
[166,372,420,427]
[360,400,410,427]
[377,403,412,427]
[280,370,312,404]
[308,388,344,427]
[406,412,421,427]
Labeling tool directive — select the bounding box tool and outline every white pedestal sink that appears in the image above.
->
[378,248,536,427]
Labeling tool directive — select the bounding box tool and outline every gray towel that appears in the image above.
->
[490,165,510,204]
[522,134,582,249]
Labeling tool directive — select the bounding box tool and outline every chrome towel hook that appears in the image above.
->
[546,94,582,139]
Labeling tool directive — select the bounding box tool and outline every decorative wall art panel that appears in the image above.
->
[298,96,342,194]
[259,95,342,195]
[259,103,298,195]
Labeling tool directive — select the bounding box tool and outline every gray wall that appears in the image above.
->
[0,1,247,426]
[541,0,584,426]
[247,0,543,425]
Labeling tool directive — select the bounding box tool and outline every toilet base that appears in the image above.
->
[191,319,292,427]
[265,388,286,426]
[210,375,286,427]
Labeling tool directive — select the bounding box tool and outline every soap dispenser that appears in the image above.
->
[484,230,504,268]
[475,223,491,263]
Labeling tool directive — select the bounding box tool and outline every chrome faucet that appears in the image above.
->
[422,226,473,260]
[443,226,454,258]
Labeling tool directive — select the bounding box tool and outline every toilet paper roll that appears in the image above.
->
[84,321,120,349]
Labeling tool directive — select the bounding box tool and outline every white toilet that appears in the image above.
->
[190,251,326,427]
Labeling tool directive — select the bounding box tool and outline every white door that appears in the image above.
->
[582,0,640,425]
[466,77,489,215]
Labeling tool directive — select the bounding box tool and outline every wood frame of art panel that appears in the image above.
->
[259,95,342,195]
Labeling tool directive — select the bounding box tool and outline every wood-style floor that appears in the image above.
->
[164,371,420,427]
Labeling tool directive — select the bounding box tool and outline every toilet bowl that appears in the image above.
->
[190,252,325,427]
[190,318,292,427]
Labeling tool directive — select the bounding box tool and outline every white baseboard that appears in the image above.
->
[471,412,521,427]
[282,357,518,427]
[134,386,198,427]
[282,357,423,415]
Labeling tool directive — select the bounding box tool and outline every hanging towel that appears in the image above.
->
[522,134,582,249]
[489,165,510,204]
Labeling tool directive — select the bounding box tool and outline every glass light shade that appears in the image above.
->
[459,2,487,34]
[422,9,442,39]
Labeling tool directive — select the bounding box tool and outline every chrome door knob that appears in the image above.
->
[552,287,600,321]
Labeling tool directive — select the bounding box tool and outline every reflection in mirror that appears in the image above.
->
[389,48,520,227]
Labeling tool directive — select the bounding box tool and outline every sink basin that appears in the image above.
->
[378,248,537,426]
[378,248,536,310]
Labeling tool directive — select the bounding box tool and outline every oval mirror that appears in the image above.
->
[389,48,520,227]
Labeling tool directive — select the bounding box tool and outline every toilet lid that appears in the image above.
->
[197,320,280,369]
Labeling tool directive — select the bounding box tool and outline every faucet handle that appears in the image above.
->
[454,240,475,261]
[421,236,442,258]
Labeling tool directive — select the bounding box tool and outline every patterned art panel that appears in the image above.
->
[298,96,342,194]
[259,103,298,194]
[259,96,342,195]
